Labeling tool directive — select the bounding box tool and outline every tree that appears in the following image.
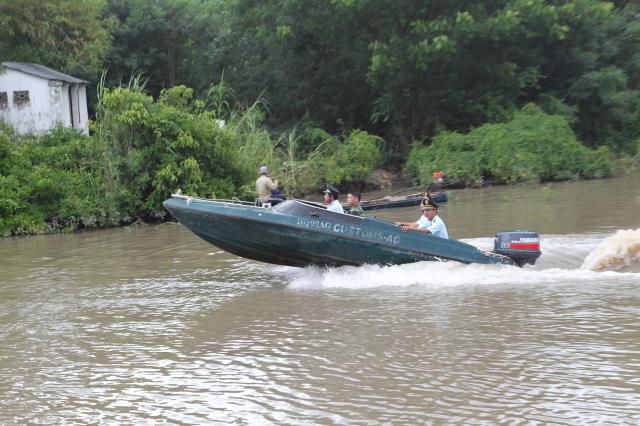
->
[367,0,572,154]
[104,0,221,96]
[0,0,111,77]
[216,0,382,133]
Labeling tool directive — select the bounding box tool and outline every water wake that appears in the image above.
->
[280,261,637,290]
[581,229,640,272]
[270,231,640,290]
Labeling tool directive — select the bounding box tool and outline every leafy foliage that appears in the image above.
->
[0,80,383,235]
[199,0,640,157]
[214,0,377,134]
[271,128,383,196]
[95,83,251,218]
[4,0,640,157]
[104,0,221,95]
[0,0,112,76]
[0,124,115,236]
[405,104,614,186]
[568,67,640,153]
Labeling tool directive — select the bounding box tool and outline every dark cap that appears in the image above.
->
[323,183,340,197]
[421,194,438,210]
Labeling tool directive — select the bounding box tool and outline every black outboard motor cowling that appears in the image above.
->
[494,231,541,266]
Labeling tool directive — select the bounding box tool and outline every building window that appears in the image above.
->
[0,92,7,110]
[13,90,30,103]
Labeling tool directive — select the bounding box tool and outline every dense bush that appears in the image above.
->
[96,83,383,207]
[405,104,615,186]
[95,84,252,219]
[249,126,383,197]
[0,125,117,236]
[1,83,383,235]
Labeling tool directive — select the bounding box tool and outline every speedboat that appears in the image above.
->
[162,194,541,267]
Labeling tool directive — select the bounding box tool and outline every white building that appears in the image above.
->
[0,62,89,135]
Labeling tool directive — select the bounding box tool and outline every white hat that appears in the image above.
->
[259,165,270,174]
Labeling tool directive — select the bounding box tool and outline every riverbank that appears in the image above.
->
[2,93,637,238]
[3,169,639,239]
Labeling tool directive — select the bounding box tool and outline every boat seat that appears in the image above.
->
[255,198,272,208]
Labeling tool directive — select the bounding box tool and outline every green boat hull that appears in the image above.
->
[163,196,515,267]
[163,196,514,267]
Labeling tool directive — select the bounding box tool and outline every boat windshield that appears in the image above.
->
[273,199,323,214]
[273,199,365,224]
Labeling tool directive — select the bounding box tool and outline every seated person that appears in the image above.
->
[395,196,448,239]
[346,190,364,216]
[269,188,286,204]
[323,183,344,213]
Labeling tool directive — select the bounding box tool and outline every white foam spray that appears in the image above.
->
[262,232,640,290]
[581,229,640,272]
[276,261,637,290]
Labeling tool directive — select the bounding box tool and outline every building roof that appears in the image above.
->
[1,62,88,84]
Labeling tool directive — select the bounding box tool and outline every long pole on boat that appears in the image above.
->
[364,184,425,201]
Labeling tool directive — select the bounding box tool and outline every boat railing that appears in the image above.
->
[171,191,255,206]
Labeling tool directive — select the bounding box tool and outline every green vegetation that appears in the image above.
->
[257,127,383,198]
[94,82,249,219]
[0,124,112,235]
[2,0,639,157]
[0,0,111,78]
[405,105,614,186]
[0,85,381,236]
[2,0,640,235]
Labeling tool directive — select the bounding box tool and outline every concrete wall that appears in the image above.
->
[0,68,89,135]
[69,84,89,133]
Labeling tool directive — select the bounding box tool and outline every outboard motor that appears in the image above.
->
[494,231,541,266]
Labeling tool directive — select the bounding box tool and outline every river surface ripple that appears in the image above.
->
[1,175,639,425]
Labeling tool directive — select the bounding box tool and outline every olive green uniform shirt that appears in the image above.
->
[348,204,364,216]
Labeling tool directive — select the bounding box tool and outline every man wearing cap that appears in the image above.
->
[256,165,279,204]
[395,196,448,239]
[324,184,344,213]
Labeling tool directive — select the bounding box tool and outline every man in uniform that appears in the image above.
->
[323,183,344,213]
[346,191,364,217]
[255,165,279,205]
[395,195,448,239]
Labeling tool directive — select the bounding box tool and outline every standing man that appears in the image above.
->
[346,190,364,217]
[323,183,344,213]
[395,196,448,239]
[256,165,279,204]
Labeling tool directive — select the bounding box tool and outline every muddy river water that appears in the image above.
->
[1,174,639,424]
